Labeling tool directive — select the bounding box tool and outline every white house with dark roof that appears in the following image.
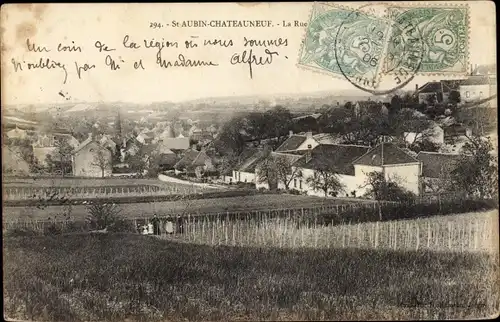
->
[255,151,307,191]
[291,144,370,197]
[72,134,113,177]
[352,142,422,195]
[275,131,319,153]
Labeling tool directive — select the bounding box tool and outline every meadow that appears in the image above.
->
[4,232,499,321]
[3,194,368,221]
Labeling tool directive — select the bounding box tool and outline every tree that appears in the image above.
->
[274,155,302,190]
[91,145,112,178]
[256,156,278,190]
[53,138,74,176]
[86,201,124,231]
[450,136,497,198]
[426,94,437,106]
[363,171,415,202]
[448,90,461,105]
[390,95,403,115]
[393,108,434,146]
[216,116,247,155]
[344,101,353,109]
[408,138,440,153]
[305,154,345,197]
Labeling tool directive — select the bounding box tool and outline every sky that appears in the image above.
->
[1,2,496,106]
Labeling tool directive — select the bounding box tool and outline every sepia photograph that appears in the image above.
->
[1,2,498,321]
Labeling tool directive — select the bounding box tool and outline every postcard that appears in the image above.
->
[2,2,498,321]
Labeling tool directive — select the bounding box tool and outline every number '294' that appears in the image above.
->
[150,22,163,29]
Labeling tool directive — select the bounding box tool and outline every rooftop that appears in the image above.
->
[293,144,370,175]
[352,143,420,166]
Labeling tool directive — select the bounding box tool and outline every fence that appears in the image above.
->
[157,210,498,253]
[5,209,496,254]
[3,185,203,201]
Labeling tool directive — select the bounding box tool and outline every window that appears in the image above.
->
[294,179,297,188]
[466,91,470,98]
[479,91,483,98]
[299,180,302,189]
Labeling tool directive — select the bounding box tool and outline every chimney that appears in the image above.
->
[306,131,313,139]
[289,130,293,138]
[305,144,312,163]
[415,84,419,92]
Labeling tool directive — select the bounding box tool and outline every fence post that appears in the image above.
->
[448,221,452,250]
[416,223,420,251]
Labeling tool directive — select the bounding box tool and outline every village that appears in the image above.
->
[3,64,497,202]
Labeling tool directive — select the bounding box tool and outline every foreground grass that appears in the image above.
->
[4,234,499,321]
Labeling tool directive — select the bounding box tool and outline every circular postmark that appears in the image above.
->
[333,3,425,95]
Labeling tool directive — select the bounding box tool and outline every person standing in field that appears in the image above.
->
[165,216,174,234]
[152,214,161,235]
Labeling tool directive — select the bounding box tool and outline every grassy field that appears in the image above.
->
[4,233,499,321]
[3,194,371,221]
[160,210,499,253]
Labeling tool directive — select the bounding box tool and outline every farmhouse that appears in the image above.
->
[255,151,306,190]
[291,144,370,197]
[174,149,215,178]
[352,142,422,195]
[232,148,269,184]
[72,135,113,177]
[275,131,319,153]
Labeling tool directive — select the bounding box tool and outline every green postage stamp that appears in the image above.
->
[386,5,470,75]
[298,2,470,90]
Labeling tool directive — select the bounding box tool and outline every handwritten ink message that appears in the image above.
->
[10,35,289,84]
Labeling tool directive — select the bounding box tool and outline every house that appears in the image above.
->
[443,123,472,143]
[136,131,155,145]
[313,133,343,145]
[416,82,449,104]
[352,142,422,195]
[417,151,462,193]
[157,136,190,150]
[232,148,268,184]
[174,149,215,178]
[290,144,370,197]
[72,135,113,177]
[32,132,79,149]
[275,131,319,153]
[404,122,445,145]
[254,150,307,191]
[157,149,179,171]
[459,76,494,103]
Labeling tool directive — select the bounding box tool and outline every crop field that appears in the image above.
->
[2,177,218,198]
[4,232,499,321]
[160,210,499,254]
[2,194,372,221]
[2,177,174,188]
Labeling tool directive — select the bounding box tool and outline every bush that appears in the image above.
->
[288,189,301,195]
[319,198,497,226]
[44,223,63,236]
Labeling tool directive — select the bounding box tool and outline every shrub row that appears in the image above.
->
[318,198,498,226]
